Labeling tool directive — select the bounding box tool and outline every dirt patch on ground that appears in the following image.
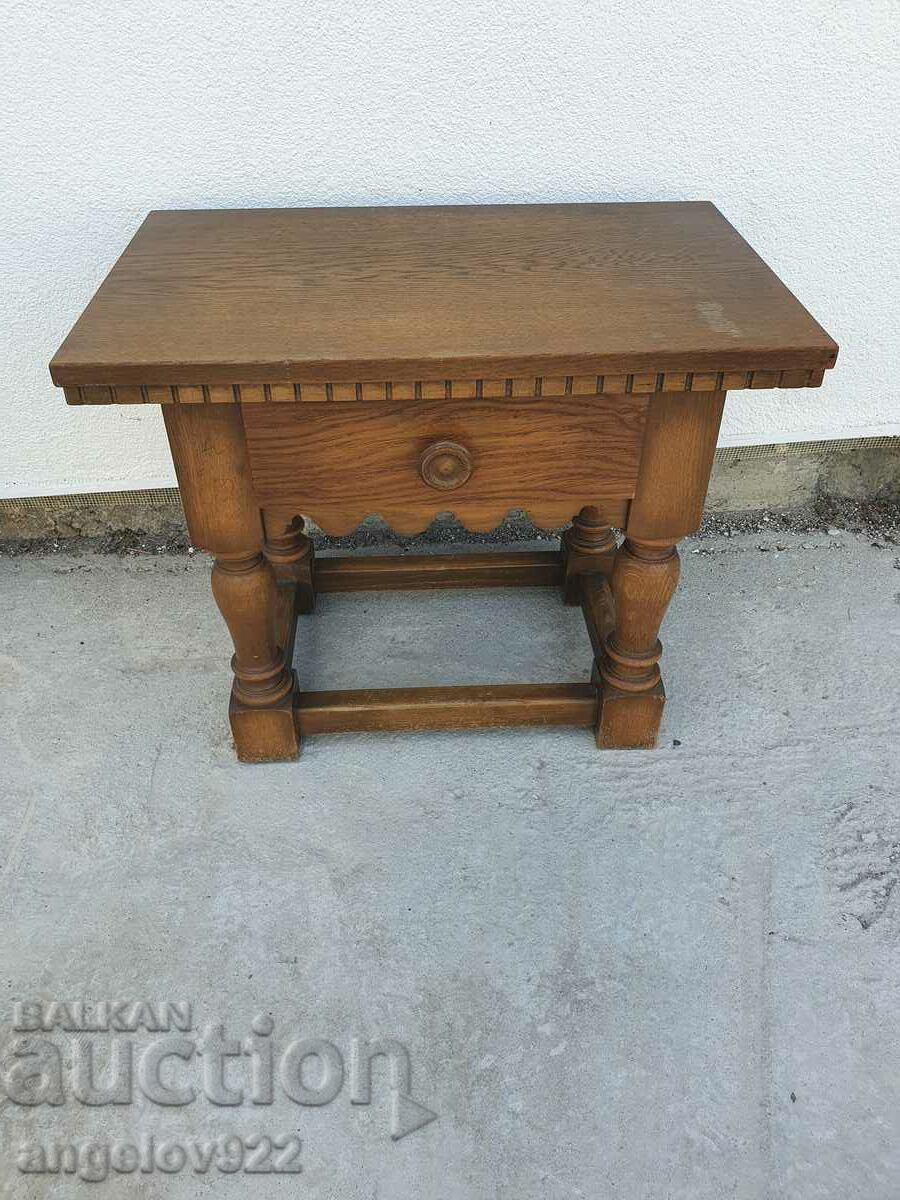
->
[698,493,900,541]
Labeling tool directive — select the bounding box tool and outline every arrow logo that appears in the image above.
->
[391,1090,438,1140]
[349,1037,438,1141]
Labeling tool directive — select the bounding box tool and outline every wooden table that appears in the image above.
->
[50,203,837,762]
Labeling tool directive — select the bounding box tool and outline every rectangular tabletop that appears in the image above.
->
[50,202,837,391]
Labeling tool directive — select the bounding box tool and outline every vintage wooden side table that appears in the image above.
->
[50,203,838,762]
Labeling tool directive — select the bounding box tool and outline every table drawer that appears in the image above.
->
[242,395,648,534]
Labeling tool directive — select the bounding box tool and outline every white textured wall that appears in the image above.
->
[1,0,897,497]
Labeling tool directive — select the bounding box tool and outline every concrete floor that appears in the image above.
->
[1,530,899,1198]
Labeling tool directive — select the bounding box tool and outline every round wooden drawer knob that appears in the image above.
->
[419,440,473,490]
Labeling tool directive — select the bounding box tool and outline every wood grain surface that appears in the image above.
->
[242,395,646,534]
[294,683,598,735]
[61,366,827,406]
[314,551,564,591]
[50,202,838,389]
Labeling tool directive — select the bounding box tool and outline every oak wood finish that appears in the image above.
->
[419,440,473,491]
[627,390,727,542]
[314,551,564,592]
[51,203,837,388]
[295,684,597,736]
[562,506,618,605]
[262,508,316,614]
[163,405,299,762]
[580,574,616,662]
[50,202,838,761]
[241,396,646,535]
[62,366,829,407]
[595,389,726,749]
[601,540,681,695]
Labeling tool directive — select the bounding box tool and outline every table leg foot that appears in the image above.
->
[229,673,300,762]
[595,677,666,748]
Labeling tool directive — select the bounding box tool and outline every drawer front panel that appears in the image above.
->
[243,395,648,535]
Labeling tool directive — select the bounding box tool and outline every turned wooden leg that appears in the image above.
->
[163,405,299,763]
[595,389,726,749]
[562,506,617,605]
[263,507,316,614]
[596,539,679,747]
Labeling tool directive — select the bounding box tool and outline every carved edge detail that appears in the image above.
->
[64,368,826,405]
[284,500,631,538]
